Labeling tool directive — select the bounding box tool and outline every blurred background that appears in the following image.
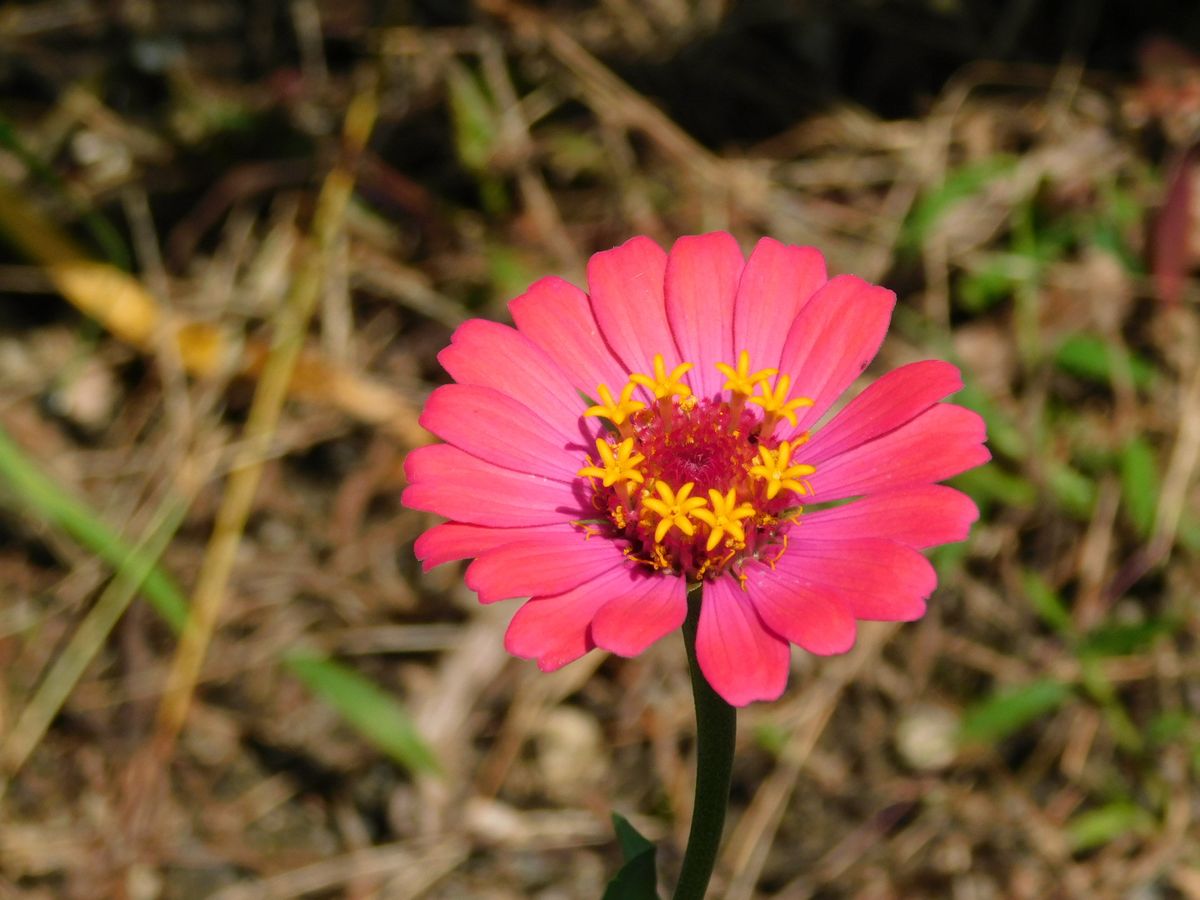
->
[2,1,1199,897]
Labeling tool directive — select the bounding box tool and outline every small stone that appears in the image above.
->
[533,706,606,805]
[895,703,959,771]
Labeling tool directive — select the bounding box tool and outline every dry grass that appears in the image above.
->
[1,2,1199,898]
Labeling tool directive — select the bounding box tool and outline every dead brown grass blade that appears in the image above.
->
[141,77,380,789]
[0,171,423,446]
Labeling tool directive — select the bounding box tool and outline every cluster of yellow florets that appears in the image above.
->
[576,352,816,578]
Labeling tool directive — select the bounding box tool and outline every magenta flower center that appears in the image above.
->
[577,351,817,582]
[638,400,758,491]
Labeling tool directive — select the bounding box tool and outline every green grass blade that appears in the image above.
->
[0,424,437,777]
[1067,802,1155,852]
[0,423,189,631]
[1046,462,1097,520]
[1,487,190,781]
[953,465,1037,511]
[0,114,132,269]
[1119,437,1159,539]
[959,679,1072,745]
[1022,571,1073,636]
[1053,333,1155,391]
[284,651,440,775]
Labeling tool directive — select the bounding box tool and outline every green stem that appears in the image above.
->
[673,585,736,900]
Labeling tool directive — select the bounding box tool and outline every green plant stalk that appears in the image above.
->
[673,585,736,900]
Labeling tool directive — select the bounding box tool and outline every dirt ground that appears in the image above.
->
[1,1,1199,898]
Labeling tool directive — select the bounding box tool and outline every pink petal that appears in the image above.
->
[420,384,584,478]
[438,318,595,441]
[777,275,896,433]
[664,232,744,399]
[696,575,791,706]
[773,537,936,621]
[504,564,638,671]
[403,445,586,527]
[800,360,964,461]
[732,239,827,373]
[800,485,979,549]
[586,236,682,384]
[741,562,857,655]
[414,522,578,571]
[509,276,630,398]
[591,571,688,656]
[806,403,990,502]
[466,533,628,604]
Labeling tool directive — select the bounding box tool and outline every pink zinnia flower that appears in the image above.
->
[404,234,989,705]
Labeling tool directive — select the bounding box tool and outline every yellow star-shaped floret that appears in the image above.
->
[692,488,757,551]
[748,440,816,500]
[641,480,707,543]
[748,374,813,427]
[629,354,693,400]
[715,350,777,397]
[584,381,646,426]
[578,437,645,488]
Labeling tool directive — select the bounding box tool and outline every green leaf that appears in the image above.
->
[445,61,496,174]
[1053,333,1155,391]
[603,813,659,900]
[1179,515,1200,552]
[1147,711,1194,746]
[1046,463,1096,519]
[1120,437,1159,539]
[903,155,1018,248]
[284,651,440,775]
[958,256,1017,313]
[1023,571,1072,636]
[952,466,1037,511]
[486,242,537,302]
[753,722,788,756]
[1067,802,1154,852]
[959,679,1072,745]
[1077,618,1177,657]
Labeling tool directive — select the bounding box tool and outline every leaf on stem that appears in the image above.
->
[602,812,659,900]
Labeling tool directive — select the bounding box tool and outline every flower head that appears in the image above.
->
[405,233,989,705]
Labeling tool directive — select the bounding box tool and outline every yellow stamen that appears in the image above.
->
[748,374,813,428]
[692,488,757,552]
[622,546,657,568]
[642,480,706,543]
[584,382,645,427]
[652,543,672,570]
[715,350,777,397]
[630,354,693,400]
[748,440,816,500]
[766,534,790,568]
[577,437,645,488]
